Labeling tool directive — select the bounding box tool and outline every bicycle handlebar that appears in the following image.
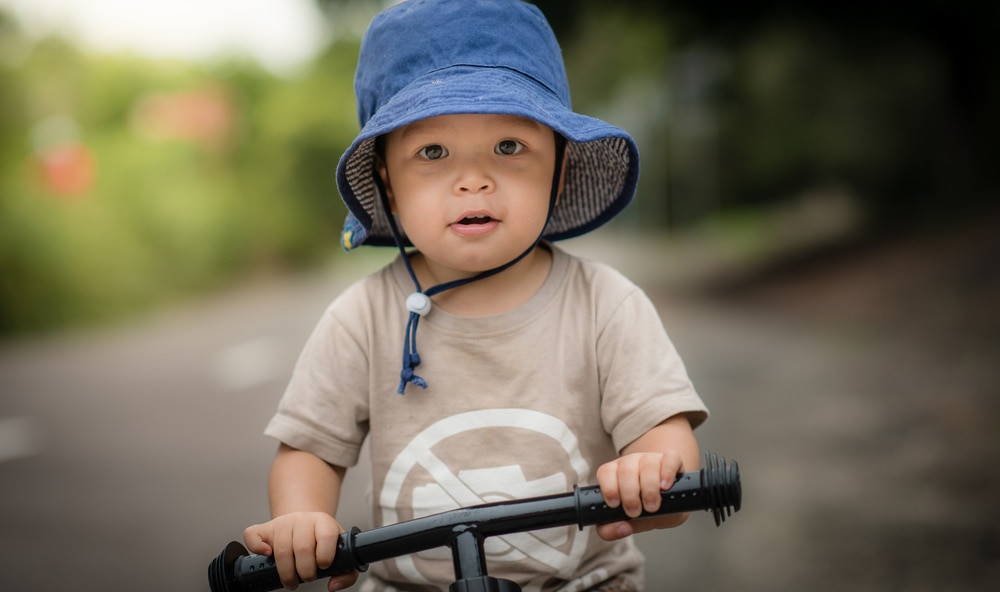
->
[208,452,740,592]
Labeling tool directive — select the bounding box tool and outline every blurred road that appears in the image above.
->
[1,231,997,591]
[0,258,361,592]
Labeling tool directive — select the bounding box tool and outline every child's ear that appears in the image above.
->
[375,154,397,213]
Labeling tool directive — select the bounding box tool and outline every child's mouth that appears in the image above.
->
[451,213,499,236]
[458,215,495,225]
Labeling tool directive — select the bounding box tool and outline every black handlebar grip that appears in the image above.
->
[573,472,706,525]
[573,452,741,527]
[208,527,366,592]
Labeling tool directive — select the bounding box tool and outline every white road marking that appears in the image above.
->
[212,336,285,391]
[0,416,43,463]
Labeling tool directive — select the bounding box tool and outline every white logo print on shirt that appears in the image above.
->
[379,408,592,585]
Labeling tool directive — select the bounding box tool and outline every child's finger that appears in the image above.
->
[595,461,622,508]
[328,571,360,592]
[292,521,320,583]
[595,520,634,542]
[639,454,665,513]
[314,520,340,570]
[658,449,685,490]
[615,455,644,518]
[243,524,273,556]
[271,526,301,591]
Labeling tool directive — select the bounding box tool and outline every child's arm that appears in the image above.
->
[243,443,359,591]
[595,413,700,541]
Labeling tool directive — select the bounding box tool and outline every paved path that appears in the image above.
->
[1,234,996,591]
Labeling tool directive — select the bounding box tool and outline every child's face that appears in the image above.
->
[379,113,559,277]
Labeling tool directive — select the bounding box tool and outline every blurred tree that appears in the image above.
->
[0,13,29,167]
[540,0,999,231]
[0,7,362,335]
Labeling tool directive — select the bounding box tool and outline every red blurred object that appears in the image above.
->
[132,85,235,151]
[36,142,96,198]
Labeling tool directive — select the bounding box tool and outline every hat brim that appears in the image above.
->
[336,66,638,249]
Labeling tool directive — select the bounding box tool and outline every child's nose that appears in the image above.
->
[458,179,493,194]
[454,159,495,194]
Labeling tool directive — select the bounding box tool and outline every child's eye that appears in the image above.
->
[418,145,447,160]
[495,139,524,155]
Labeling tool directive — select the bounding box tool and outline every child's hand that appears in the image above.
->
[243,512,359,592]
[594,449,688,541]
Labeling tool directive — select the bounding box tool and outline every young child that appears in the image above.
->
[242,1,708,590]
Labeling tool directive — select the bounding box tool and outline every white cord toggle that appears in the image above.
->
[406,292,432,316]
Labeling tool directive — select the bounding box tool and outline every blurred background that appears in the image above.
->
[0,0,996,590]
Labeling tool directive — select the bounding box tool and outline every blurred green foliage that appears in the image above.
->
[0,12,359,335]
[1,1,996,336]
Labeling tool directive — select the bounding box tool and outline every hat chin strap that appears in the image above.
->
[377,143,565,394]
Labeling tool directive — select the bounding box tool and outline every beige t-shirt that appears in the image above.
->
[265,244,708,591]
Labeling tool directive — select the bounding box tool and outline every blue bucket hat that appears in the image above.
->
[336,0,640,251]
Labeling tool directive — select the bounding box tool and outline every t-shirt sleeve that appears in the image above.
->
[597,287,708,453]
[263,296,372,469]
